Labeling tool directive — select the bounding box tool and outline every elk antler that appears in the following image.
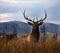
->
[38,10,47,22]
[23,10,33,22]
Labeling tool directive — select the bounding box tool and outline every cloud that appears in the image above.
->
[0,20,13,22]
[0,13,14,19]
[0,0,60,24]
[46,20,60,25]
[0,0,59,8]
[0,0,59,13]
[1,0,59,3]
[0,0,59,14]
[0,12,26,22]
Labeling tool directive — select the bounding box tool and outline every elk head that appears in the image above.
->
[23,10,47,30]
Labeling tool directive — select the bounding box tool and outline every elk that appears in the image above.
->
[19,10,47,42]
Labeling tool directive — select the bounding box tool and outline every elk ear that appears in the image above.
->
[28,22,33,25]
[38,22,43,25]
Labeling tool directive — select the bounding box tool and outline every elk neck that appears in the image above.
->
[31,26,40,42]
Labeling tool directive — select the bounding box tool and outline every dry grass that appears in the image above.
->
[0,35,60,53]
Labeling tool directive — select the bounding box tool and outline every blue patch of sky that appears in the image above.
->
[47,5,60,21]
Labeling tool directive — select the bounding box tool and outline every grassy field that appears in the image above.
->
[0,35,60,53]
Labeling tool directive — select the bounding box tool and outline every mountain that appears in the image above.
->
[0,21,31,36]
[0,21,60,36]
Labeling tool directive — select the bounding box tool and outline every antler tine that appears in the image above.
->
[42,10,47,21]
[36,18,38,22]
[23,10,33,22]
[38,10,47,22]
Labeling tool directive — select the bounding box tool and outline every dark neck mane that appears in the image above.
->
[31,27,40,42]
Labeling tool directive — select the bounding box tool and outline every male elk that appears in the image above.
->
[19,10,47,42]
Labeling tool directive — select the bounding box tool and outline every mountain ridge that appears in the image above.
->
[0,21,60,36]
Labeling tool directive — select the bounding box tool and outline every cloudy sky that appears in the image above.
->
[0,0,60,24]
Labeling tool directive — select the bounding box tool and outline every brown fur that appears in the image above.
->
[19,34,31,42]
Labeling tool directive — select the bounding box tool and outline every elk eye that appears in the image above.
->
[41,22,43,24]
[28,22,32,25]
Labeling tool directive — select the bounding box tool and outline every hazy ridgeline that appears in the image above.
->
[0,33,60,53]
